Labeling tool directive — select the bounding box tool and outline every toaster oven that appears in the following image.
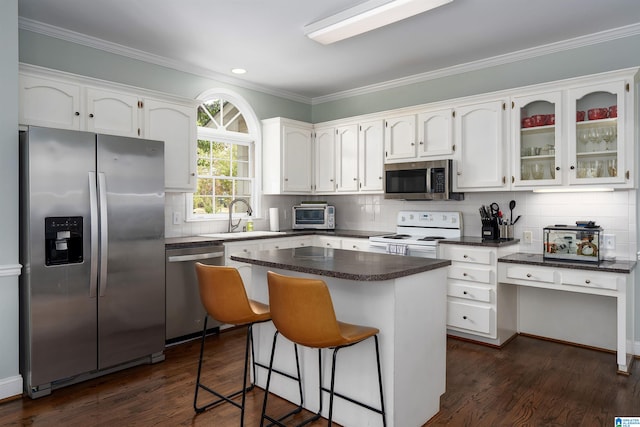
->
[292,204,335,230]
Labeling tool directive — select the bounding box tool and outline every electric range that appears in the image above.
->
[369,211,463,258]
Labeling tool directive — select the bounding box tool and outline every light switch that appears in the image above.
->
[172,211,181,225]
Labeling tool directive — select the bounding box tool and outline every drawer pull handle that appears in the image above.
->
[526,273,532,278]
[463,272,468,277]
[585,279,591,284]
[463,291,468,295]
[462,316,467,320]
[463,254,468,258]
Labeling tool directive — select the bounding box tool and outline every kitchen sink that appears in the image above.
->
[199,231,287,239]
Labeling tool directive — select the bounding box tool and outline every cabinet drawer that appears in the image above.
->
[505,265,555,283]
[448,266,492,284]
[442,245,492,265]
[447,301,492,334]
[448,282,492,303]
[561,270,618,291]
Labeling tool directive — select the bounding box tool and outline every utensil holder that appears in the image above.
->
[499,224,514,240]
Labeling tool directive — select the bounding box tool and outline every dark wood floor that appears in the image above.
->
[1,328,638,426]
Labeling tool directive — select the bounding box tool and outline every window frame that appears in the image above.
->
[187,89,262,222]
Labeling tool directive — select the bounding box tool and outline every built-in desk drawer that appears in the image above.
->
[504,265,555,283]
[561,270,618,291]
[448,265,492,284]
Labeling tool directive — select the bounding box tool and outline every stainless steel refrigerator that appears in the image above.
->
[19,126,166,398]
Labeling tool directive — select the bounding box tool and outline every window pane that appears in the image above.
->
[215,196,231,214]
[216,178,233,196]
[197,139,211,157]
[227,112,248,133]
[197,158,211,176]
[235,145,249,161]
[236,180,252,198]
[199,100,221,128]
[235,161,250,178]
[193,196,213,214]
[213,159,230,176]
[194,178,213,196]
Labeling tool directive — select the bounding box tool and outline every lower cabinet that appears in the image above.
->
[440,243,519,346]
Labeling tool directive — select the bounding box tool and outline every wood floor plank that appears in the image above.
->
[0,329,638,426]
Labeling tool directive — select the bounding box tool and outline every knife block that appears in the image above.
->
[482,218,500,240]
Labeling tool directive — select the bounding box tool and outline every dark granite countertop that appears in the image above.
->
[165,229,391,249]
[498,252,636,274]
[230,246,451,281]
[439,237,520,247]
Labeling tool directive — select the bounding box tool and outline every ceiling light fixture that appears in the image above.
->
[304,0,453,45]
[231,68,247,75]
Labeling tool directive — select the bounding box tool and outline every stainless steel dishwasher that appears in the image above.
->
[165,244,225,343]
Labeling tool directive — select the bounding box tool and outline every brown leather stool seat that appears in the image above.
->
[260,271,386,427]
[193,263,277,426]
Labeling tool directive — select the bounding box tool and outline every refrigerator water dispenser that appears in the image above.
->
[45,216,83,265]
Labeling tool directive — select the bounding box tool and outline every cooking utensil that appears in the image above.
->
[509,200,516,224]
[490,202,499,218]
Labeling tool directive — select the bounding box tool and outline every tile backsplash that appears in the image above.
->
[165,189,637,261]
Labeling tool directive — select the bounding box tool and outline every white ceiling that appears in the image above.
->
[17,0,640,103]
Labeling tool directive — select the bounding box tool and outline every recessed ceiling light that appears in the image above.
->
[231,68,247,75]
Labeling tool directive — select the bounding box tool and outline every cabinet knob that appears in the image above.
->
[570,165,575,170]
[463,272,468,277]
[379,176,382,180]
[462,316,467,320]
[89,113,94,118]
[411,142,415,146]
[284,178,288,181]
[526,273,532,278]
[463,291,468,295]
[585,279,591,284]
[353,178,357,181]
[463,254,468,258]
[419,141,424,145]
[556,166,560,171]
[75,111,80,116]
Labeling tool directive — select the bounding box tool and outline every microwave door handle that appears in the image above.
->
[426,168,432,193]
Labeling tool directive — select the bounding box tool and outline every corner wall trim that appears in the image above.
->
[0,264,22,278]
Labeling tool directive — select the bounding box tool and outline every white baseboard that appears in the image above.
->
[0,375,23,400]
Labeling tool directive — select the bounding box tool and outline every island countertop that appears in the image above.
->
[230,246,450,281]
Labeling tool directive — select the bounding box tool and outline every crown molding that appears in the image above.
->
[18,17,312,105]
[311,23,640,105]
[19,17,640,106]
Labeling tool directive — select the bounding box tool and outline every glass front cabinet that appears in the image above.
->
[568,80,628,186]
[512,91,562,187]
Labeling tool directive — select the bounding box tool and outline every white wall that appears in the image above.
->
[0,0,22,400]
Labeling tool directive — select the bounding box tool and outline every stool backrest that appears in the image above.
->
[195,263,259,325]
[267,271,343,348]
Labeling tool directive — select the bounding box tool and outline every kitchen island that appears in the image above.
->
[231,246,451,427]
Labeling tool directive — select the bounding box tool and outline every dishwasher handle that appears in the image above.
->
[167,251,225,263]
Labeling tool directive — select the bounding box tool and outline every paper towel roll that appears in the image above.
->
[269,208,280,231]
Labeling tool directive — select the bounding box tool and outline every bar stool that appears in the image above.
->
[194,263,303,426]
[261,271,386,427]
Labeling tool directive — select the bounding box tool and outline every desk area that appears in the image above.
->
[498,253,636,374]
[231,246,451,427]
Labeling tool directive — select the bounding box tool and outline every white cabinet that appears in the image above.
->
[335,124,359,192]
[511,91,562,187]
[440,243,518,346]
[358,119,384,192]
[19,74,82,130]
[340,237,371,251]
[144,99,197,192]
[262,118,313,194]
[453,99,509,191]
[314,126,336,193]
[19,69,198,191]
[567,79,632,188]
[313,235,342,248]
[384,114,416,162]
[417,107,454,157]
[86,87,141,137]
[260,236,312,250]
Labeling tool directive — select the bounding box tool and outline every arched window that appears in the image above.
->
[188,89,261,221]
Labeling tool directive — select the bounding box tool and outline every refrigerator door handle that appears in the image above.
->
[98,172,109,297]
[89,172,99,298]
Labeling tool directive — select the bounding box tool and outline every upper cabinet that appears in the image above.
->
[358,119,384,192]
[19,68,198,191]
[417,107,454,158]
[511,91,562,187]
[384,114,416,162]
[144,99,197,192]
[262,118,313,194]
[453,98,509,191]
[510,71,636,190]
[313,126,336,193]
[567,80,630,187]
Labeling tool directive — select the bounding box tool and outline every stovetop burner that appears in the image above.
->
[383,234,412,239]
[417,236,446,241]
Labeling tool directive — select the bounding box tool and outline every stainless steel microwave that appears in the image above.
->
[384,159,464,201]
[292,204,335,229]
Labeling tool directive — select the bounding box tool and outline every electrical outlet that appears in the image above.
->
[172,211,181,225]
[602,234,616,250]
[523,230,532,244]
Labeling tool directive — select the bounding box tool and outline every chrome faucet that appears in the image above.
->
[228,198,253,232]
